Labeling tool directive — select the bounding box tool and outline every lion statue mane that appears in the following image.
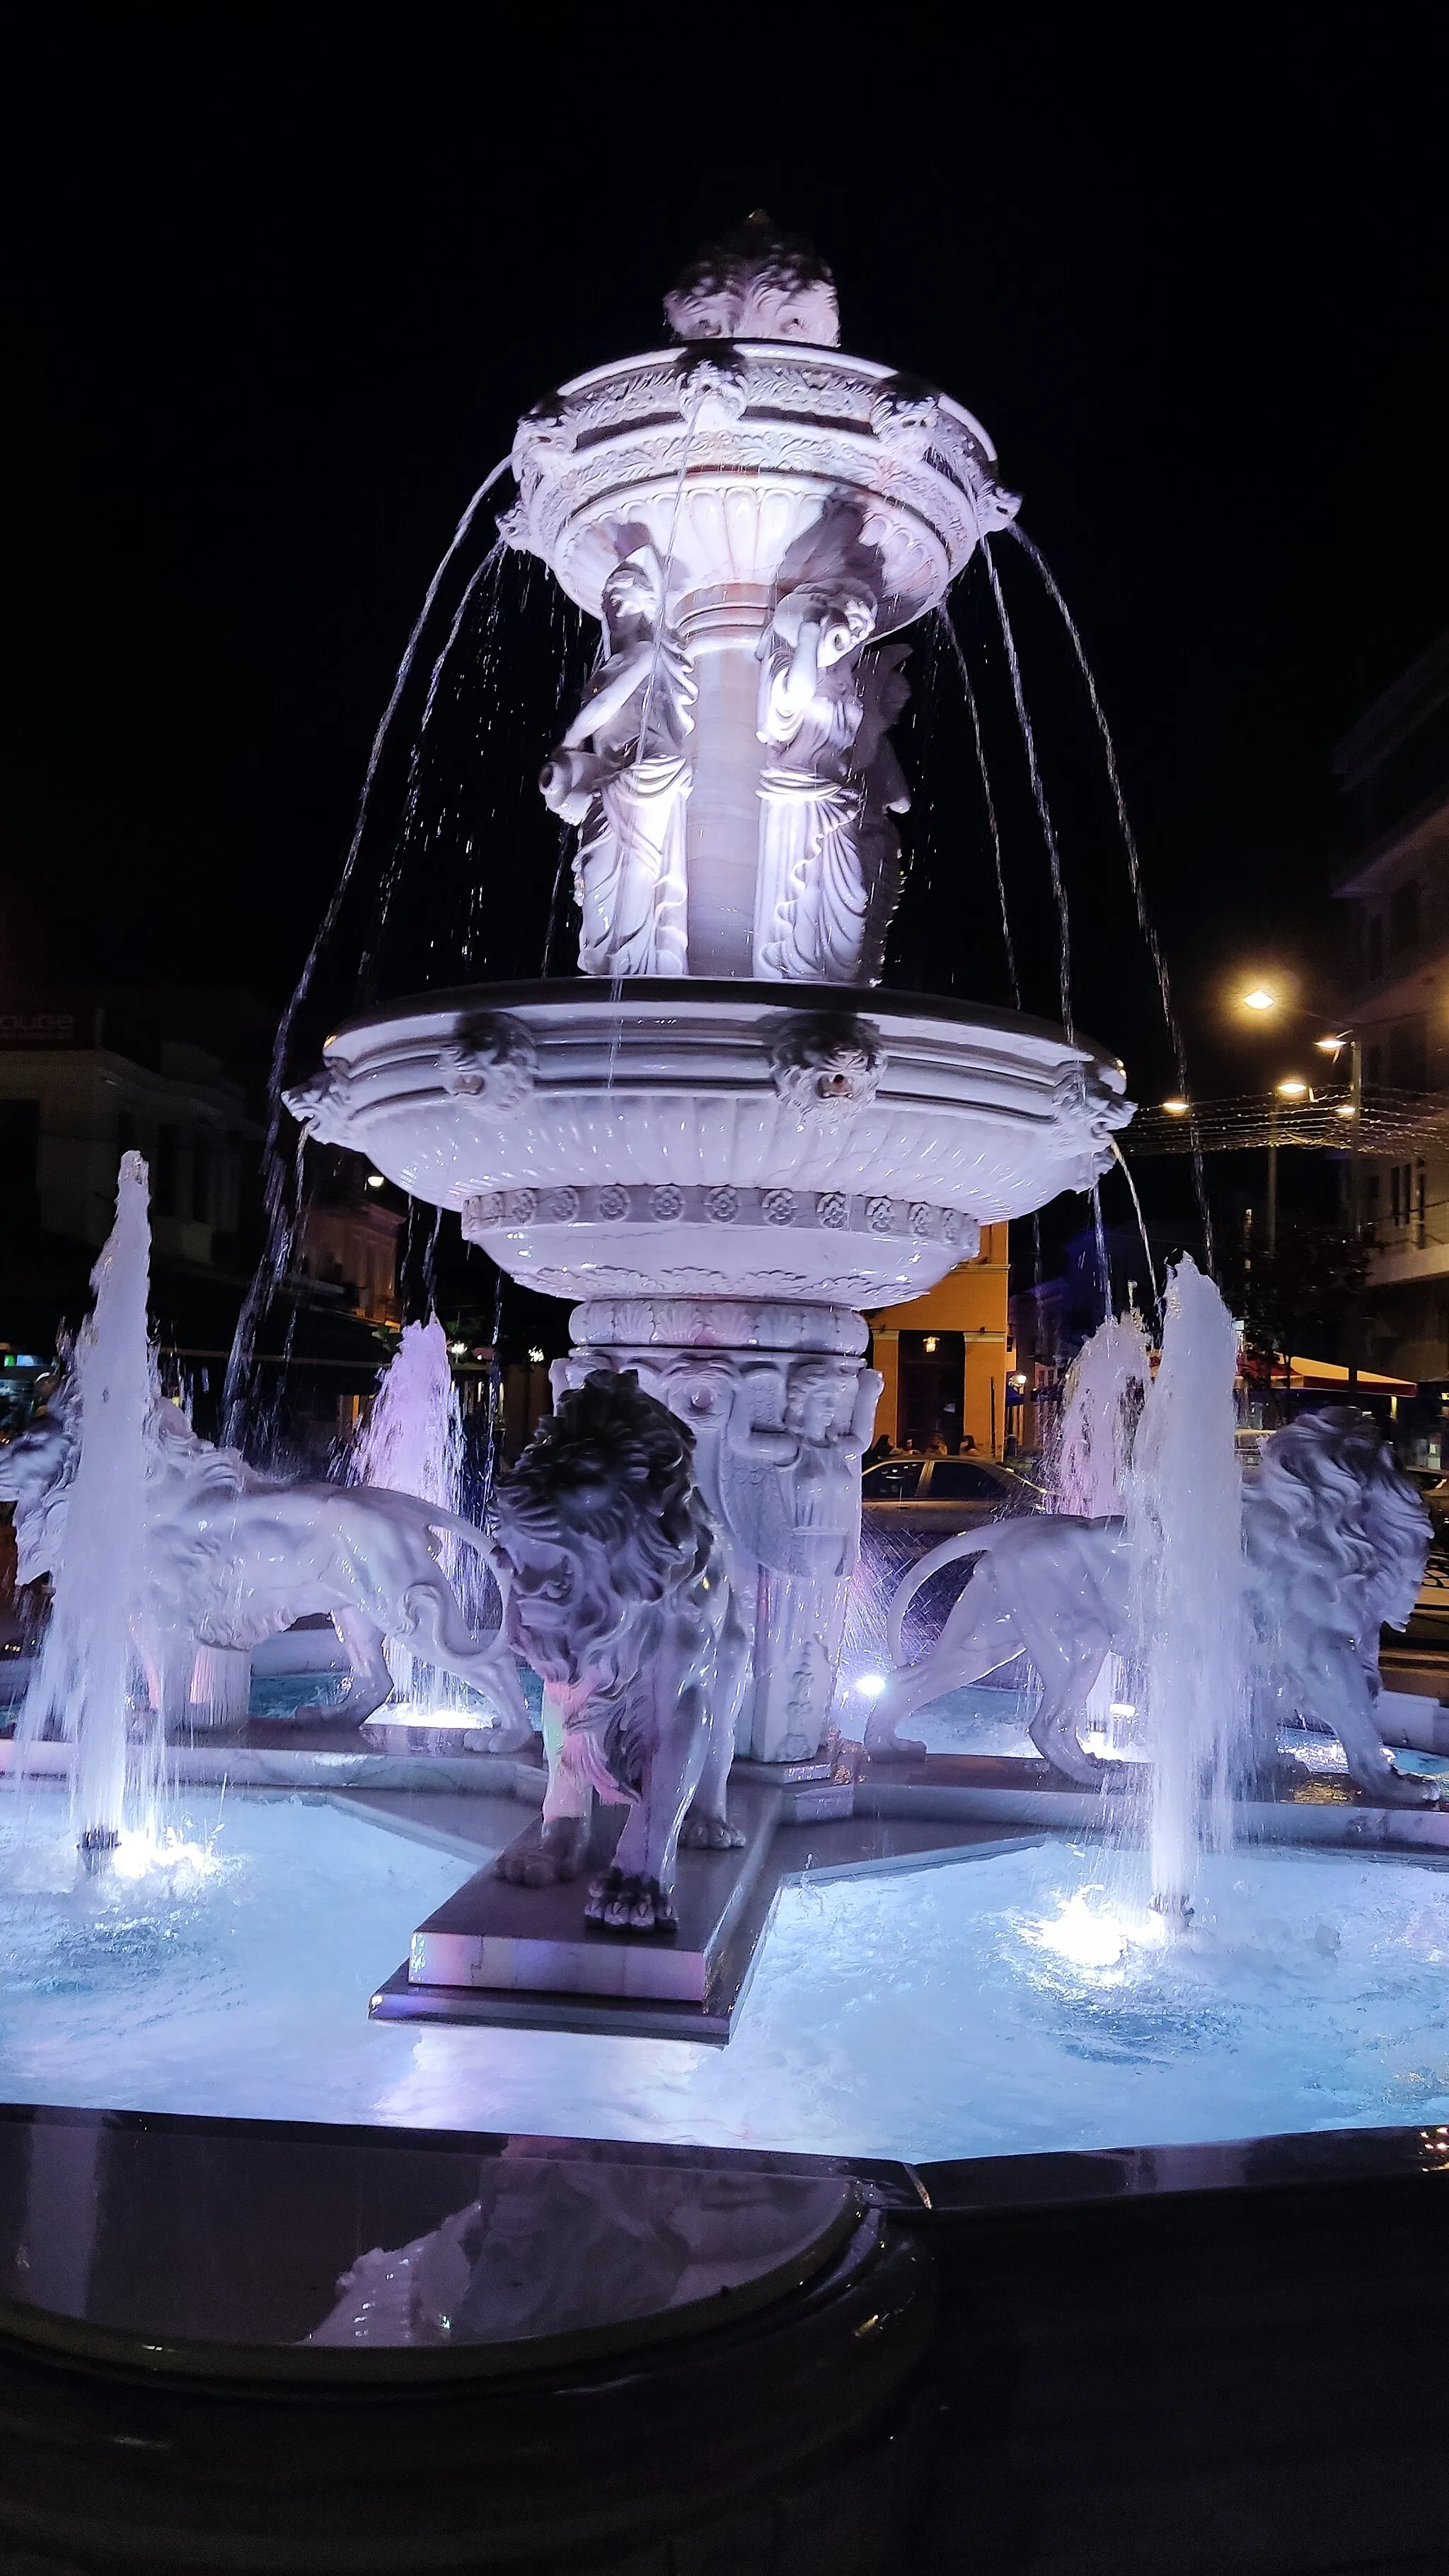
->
[489,1370,746,1931]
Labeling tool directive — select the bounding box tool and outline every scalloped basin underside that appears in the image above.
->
[4,1790,1449,2163]
[313,986,1131,1305]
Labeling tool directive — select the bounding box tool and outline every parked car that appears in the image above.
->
[860,1452,1047,1531]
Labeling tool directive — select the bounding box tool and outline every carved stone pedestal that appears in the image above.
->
[555,1298,882,1766]
[381,1781,784,2042]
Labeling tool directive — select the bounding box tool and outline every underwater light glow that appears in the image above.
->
[1026,1888,1167,1973]
[110,1826,223,1883]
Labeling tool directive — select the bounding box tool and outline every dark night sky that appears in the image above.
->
[3,13,1446,1124]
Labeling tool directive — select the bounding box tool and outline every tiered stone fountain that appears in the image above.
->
[290,222,1131,1777]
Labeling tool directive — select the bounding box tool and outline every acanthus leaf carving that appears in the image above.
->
[676,345,751,428]
[870,374,942,461]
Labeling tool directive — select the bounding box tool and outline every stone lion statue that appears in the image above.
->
[866,1406,1435,1807]
[488,1370,746,1933]
[2,1390,531,1742]
[1241,1405,1431,1801]
[863,1511,1132,1785]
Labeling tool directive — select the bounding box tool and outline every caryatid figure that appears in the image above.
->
[720,1352,884,1761]
[541,546,696,979]
[754,577,879,983]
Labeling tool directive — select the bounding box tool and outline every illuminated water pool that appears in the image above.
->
[4,1790,1448,2161]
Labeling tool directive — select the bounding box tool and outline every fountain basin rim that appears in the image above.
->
[299,983,1132,1301]
[0,2178,866,2386]
[545,339,1000,465]
[321,979,1126,1090]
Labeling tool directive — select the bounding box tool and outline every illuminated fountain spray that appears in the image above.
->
[1124,1257,1246,1915]
[350,1317,468,1714]
[1054,1312,1150,1756]
[23,1153,156,1864]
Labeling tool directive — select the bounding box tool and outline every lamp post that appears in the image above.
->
[1324,1034,1365,1391]
[1234,987,1368,1388]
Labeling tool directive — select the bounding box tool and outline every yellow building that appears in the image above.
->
[870,1223,1013,1457]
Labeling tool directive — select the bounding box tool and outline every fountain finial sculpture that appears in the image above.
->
[509,224,1021,986]
[663,214,841,346]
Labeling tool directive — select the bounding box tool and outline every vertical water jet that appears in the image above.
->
[1125,1257,1245,1917]
[23,1153,156,1859]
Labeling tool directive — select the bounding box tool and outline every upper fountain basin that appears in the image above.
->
[500,343,1020,637]
[289,985,1132,1309]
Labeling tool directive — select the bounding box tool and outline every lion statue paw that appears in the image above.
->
[862,1715,926,1759]
[462,1717,538,1758]
[679,1809,746,1852]
[585,1869,677,1933]
[495,1818,590,1887]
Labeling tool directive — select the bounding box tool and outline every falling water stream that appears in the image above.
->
[978,544,1073,1039]
[933,607,1020,1006]
[223,458,514,1448]
[1003,521,1214,1267]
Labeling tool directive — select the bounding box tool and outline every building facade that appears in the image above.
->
[0,988,404,1448]
[869,1225,1012,1455]
[1332,631,1449,1383]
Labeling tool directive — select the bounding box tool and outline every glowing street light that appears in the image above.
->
[1316,1034,1346,1056]
[1240,987,1276,1012]
[1160,1097,1190,1116]
[1275,1078,1309,1099]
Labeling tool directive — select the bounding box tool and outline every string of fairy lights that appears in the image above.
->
[1129,1085,1445,1156]
[1128,981,1447,1157]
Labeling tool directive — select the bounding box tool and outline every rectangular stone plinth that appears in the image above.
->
[404,1783,781,2011]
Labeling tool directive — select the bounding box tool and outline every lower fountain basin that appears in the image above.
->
[6,1786,1449,2165]
[288,980,1132,1305]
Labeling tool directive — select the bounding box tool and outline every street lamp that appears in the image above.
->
[1231,988,1366,1384]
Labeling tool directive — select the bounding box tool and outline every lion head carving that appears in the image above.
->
[768,1011,884,1125]
[490,1370,708,1685]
